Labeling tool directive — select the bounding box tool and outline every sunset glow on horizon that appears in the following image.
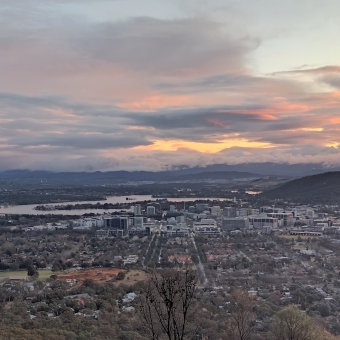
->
[1,0,340,171]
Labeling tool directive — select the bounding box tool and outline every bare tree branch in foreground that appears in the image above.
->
[228,289,256,340]
[138,269,198,340]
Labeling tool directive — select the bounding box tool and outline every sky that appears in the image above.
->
[1,0,340,172]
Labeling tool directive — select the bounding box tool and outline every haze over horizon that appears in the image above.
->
[1,0,340,172]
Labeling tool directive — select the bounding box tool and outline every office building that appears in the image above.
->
[131,204,141,215]
[146,206,156,215]
[223,207,236,217]
[222,218,249,231]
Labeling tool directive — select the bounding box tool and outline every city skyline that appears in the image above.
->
[1,0,340,171]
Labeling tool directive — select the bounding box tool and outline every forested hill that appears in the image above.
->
[261,171,340,204]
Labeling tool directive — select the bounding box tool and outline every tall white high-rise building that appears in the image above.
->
[132,204,141,215]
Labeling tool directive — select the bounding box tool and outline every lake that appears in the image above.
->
[0,195,230,215]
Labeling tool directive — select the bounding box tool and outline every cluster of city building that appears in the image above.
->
[221,205,339,236]
[83,203,340,239]
[24,201,340,239]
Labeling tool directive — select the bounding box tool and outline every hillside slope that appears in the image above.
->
[261,171,340,204]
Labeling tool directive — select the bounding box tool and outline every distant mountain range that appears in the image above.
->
[167,171,262,181]
[173,162,340,177]
[0,169,264,185]
[1,162,340,185]
[1,165,340,205]
[261,171,340,205]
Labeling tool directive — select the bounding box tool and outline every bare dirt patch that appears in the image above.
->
[57,268,147,286]
[57,268,125,285]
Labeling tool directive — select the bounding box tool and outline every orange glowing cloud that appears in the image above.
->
[138,138,273,153]
[326,142,340,148]
[300,128,323,132]
[330,117,340,124]
[117,94,193,111]
[127,126,156,131]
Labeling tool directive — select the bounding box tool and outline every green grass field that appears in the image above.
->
[0,270,27,280]
[0,270,55,282]
[292,245,309,250]
[279,234,319,240]
[35,270,54,281]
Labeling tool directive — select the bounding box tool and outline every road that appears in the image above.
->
[191,233,208,286]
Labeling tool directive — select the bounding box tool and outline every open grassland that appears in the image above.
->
[279,234,320,240]
[35,270,54,281]
[292,245,309,250]
[0,270,27,282]
[0,270,54,282]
